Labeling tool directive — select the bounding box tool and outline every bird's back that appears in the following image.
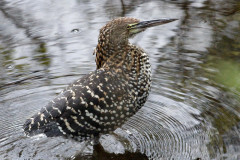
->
[23,67,140,141]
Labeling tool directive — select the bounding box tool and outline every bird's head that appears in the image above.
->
[99,17,177,47]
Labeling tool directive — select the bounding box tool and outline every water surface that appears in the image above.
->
[0,0,240,159]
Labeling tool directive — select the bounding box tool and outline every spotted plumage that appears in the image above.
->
[23,17,177,142]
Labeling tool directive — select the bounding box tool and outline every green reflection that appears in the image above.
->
[36,42,47,53]
[34,42,51,66]
[203,55,240,158]
[213,107,240,135]
[0,47,14,67]
[212,58,240,92]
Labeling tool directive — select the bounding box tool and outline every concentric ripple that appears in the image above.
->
[111,94,209,160]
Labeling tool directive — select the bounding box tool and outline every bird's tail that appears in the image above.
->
[23,104,64,137]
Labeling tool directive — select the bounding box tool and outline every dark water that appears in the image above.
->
[0,0,240,159]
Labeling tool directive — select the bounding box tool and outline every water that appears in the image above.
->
[0,0,240,159]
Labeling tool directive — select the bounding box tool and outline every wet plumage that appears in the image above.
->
[23,17,176,141]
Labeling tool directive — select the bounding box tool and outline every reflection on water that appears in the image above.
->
[0,0,240,159]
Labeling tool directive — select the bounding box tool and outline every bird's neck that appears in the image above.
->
[94,39,130,69]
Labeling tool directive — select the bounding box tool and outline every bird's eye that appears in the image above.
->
[127,23,138,30]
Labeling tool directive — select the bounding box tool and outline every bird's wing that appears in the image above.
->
[23,68,136,141]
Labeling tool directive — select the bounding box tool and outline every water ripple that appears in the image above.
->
[109,94,208,159]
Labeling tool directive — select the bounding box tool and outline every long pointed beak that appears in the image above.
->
[135,19,178,29]
[128,18,177,36]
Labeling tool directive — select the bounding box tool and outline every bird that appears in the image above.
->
[23,17,177,143]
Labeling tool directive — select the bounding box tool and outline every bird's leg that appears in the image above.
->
[71,136,100,160]
[92,136,100,145]
[92,137,106,159]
